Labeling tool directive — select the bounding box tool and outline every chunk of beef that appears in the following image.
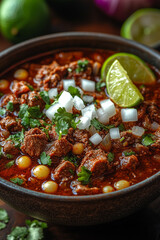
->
[11,81,30,96]
[147,104,160,123]
[1,94,19,110]
[135,143,150,156]
[49,126,59,141]
[119,155,139,171]
[120,131,140,146]
[46,137,72,158]
[21,128,48,157]
[78,149,109,177]
[43,73,61,91]
[73,129,89,151]
[3,141,20,155]
[53,160,75,183]
[20,91,45,110]
[0,116,22,132]
[71,180,99,195]
[149,139,160,152]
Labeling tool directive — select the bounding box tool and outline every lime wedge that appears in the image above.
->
[106,60,144,108]
[121,8,160,47]
[101,52,156,85]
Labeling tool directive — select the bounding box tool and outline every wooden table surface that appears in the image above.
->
[0,1,160,239]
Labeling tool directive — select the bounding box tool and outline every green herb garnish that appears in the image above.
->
[91,118,114,131]
[10,177,24,185]
[68,86,81,98]
[76,60,89,73]
[53,107,80,139]
[141,134,155,146]
[107,152,114,162]
[39,152,52,166]
[96,80,106,92]
[78,166,92,185]
[40,91,50,105]
[0,107,6,116]
[6,101,14,111]
[0,208,9,230]
[7,129,24,148]
[123,150,136,156]
[64,154,78,167]
[27,84,34,91]
[118,123,125,131]
[5,160,15,169]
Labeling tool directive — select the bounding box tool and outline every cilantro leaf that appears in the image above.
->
[64,154,78,167]
[76,60,89,73]
[123,150,136,156]
[19,104,29,119]
[53,107,79,138]
[78,166,92,185]
[10,177,24,185]
[91,118,114,131]
[5,160,15,169]
[40,91,50,105]
[7,129,24,148]
[7,226,28,239]
[107,152,114,162]
[118,123,125,131]
[6,101,14,111]
[68,86,81,98]
[39,152,52,166]
[27,106,43,119]
[141,134,155,146]
[96,80,106,92]
[0,107,6,116]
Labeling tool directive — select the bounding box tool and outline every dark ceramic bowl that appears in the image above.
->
[0,32,160,226]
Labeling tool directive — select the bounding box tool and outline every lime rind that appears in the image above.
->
[101,52,156,85]
[121,8,160,46]
[106,60,144,108]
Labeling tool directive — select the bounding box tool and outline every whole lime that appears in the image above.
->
[0,0,50,43]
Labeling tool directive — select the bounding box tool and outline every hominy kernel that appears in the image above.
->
[32,165,50,180]
[114,180,130,190]
[14,69,28,80]
[42,181,58,193]
[16,156,31,169]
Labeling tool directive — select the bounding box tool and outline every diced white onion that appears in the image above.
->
[58,91,73,112]
[81,104,98,120]
[78,116,90,130]
[100,99,116,118]
[97,108,109,125]
[63,79,75,91]
[73,96,85,110]
[121,108,138,122]
[83,95,94,103]
[48,88,58,99]
[46,103,60,120]
[81,79,95,92]
[101,133,111,152]
[151,122,160,131]
[109,127,120,139]
[89,133,102,145]
[132,126,145,137]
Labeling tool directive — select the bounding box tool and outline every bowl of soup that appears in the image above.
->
[0,32,160,225]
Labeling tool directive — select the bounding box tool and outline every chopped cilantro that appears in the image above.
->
[78,166,92,185]
[0,146,3,158]
[107,152,114,162]
[76,59,89,73]
[27,106,43,119]
[53,107,80,138]
[7,226,28,239]
[6,101,14,111]
[5,160,15,168]
[118,123,125,131]
[39,152,52,166]
[0,208,9,230]
[6,154,14,159]
[64,154,78,167]
[19,104,29,118]
[10,177,24,185]
[40,91,50,105]
[0,107,6,116]
[91,118,114,131]
[123,150,136,156]
[68,86,81,98]
[141,134,155,146]
[0,93,4,97]
[27,84,34,91]
[7,129,24,148]
[29,118,41,128]
[96,80,106,92]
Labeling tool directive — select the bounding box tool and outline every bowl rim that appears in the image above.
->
[0,31,160,202]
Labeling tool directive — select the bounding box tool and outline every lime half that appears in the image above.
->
[106,60,144,108]
[121,8,160,47]
[101,52,156,85]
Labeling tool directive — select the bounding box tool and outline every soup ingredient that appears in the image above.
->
[114,180,130,190]
[32,165,50,180]
[101,52,156,85]
[39,152,52,166]
[0,79,9,90]
[16,156,31,169]
[0,208,9,230]
[10,177,24,185]
[14,69,29,80]
[103,185,114,193]
[141,134,155,146]
[78,166,92,185]
[63,79,76,91]
[121,8,160,47]
[109,127,120,139]
[81,79,95,92]
[121,108,138,122]
[72,143,84,155]
[106,60,144,107]
[89,133,103,145]
[0,0,50,43]
[42,180,58,193]
[100,99,116,117]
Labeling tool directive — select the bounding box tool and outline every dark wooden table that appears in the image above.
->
[0,1,160,239]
